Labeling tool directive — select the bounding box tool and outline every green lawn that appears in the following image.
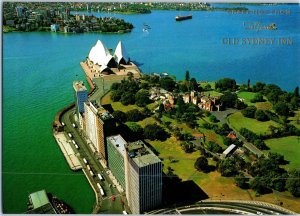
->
[237,91,273,110]
[289,110,300,129]
[147,136,201,180]
[228,112,280,135]
[237,91,256,101]
[137,117,158,128]
[147,136,252,200]
[199,81,216,89]
[255,101,273,110]
[202,91,223,97]
[101,92,156,113]
[264,136,300,170]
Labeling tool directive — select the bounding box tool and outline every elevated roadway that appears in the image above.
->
[147,200,296,215]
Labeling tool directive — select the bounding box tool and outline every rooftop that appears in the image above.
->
[73,80,87,92]
[107,134,127,157]
[85,100,113,121]
[223,144,237,156]
[29,190,50,209]
[126,140,161,168]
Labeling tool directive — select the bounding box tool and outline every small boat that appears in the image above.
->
[175,15,192,21]
[143,23,151,29]
[267,23,277,30]
[143,23,151,32]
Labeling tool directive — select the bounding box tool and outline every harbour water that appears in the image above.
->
[2,5,300,213]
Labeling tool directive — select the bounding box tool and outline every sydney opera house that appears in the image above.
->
[82,40,141,79]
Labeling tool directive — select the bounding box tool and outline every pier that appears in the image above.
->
[53,132,82,170]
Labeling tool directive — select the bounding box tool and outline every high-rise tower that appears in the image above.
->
[73,81,88,116]
[125,140,162,214]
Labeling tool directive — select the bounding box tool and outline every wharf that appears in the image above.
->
[53,132,82,170]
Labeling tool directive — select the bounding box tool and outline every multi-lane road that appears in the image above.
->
[60,108,125,213]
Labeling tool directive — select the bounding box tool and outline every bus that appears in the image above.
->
[83,158,88,164]
[87,165,91,170]
[97,183,101,190]
[74,144,79,149]
[122,211,128,215]
[72,123,76,128]
[100,188,105,196]
[68,133,72,138]
[72,140,76,145]
[97,173,104,181]
[90,170,94,176]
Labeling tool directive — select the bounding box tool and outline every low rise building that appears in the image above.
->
[222,144,237,158]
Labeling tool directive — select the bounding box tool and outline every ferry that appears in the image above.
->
[175,15,192,21]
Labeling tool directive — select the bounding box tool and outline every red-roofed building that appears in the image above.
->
[227,131,237,139]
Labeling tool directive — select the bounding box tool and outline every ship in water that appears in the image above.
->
[175,15,192,21]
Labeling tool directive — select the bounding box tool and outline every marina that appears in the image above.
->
[53,132,82,171]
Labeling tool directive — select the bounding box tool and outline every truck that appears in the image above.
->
[86,165,91,170]
[83,158,88,164]
[74,144,79,149]
[72,140,76,145]
[72,123,76,128]
[90,170,94,176]
[68,133,72,138]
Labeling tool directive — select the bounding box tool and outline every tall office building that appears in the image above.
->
[84,101,115,165]
[73,81,88,116]
[125,140,162,214]
[107,135,127,190]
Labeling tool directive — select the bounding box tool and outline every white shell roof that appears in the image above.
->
[88,40,115,66]
[114,41,129,64]
[99,64,110,73]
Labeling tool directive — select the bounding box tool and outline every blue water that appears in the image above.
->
[2,4,300,213]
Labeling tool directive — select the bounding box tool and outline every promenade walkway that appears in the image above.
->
[53,132,82,170]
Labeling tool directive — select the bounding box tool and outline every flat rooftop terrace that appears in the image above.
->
[107,134,127,157]
[127,140,161,168]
